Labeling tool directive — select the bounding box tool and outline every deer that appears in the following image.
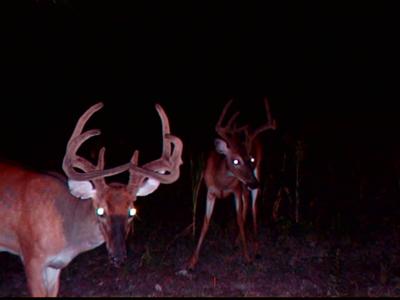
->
[0,101,183,297]
[187,98,276,270]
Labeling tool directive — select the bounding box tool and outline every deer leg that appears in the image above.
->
[24,258,48,297]
[188,191,216,270]
[251,187,261,258]
[242,189,249,223]
[44,267,61,297]
[234,191,251,263]
[235,189,249,248]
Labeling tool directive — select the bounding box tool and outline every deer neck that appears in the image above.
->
[60,195,104,254]
[205,151,239,193]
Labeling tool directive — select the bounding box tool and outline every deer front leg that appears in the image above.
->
[24,258,48,297]
[44,266,61,297]
[251,187,261,258]
[242,189,249,223]
[235,189,250,248]
[188,190,216,270]
[234,190,251,264]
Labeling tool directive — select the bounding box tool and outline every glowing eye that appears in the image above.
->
[128,208,137,217]
[233,159,240,165]
[96,207,105,216]
[250,157,255,163]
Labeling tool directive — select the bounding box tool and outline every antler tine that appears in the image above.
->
[67,102,103,147]
[130,134,183,184]
[233,123,249,134]
[226,111,240,130]
[166,134,184,167]
[131,150,139,165]
[62,102,132,181]
[127,103,183,184]
[248,97,277,142]
[128,150,144,192]
[64,129,101,172]
[215,99,241,140]
[131,104,172,171]
[97,147,106,170]
[215,99,233,130]
[93,146,107,189]
[155,103,171,158]
[263,97,273,124]
[63,102,104,173]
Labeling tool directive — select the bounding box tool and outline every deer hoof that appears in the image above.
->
[187,258,197,271]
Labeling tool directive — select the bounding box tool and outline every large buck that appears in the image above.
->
[188,98,276,270]
[0,102,183,297]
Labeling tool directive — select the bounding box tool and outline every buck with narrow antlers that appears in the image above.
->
[188,98,276,270]
[0,102,183,297]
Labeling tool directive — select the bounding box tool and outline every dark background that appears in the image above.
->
[1,3,400,296]
[0,1,399,223]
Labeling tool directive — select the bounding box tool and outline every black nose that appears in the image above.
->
[110,254,126,268]
[247,179,259,190]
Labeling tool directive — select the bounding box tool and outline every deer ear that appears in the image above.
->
[215,138,229,154]
[136,178,161,197]
[68,179,96,199]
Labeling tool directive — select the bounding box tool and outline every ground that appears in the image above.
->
[1,208,400,297]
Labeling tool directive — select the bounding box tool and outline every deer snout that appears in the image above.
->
[238,170,259,190]
[246,179,259,190]
[108,216,128,268]
[108,238,128,268]
[110,253,127,268]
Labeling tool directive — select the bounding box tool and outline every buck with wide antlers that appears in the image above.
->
[0,102,183,297]
[188,98,276,270]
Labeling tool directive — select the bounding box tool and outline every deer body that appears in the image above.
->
[188,98,275,270]
[0,164,103,296]
[0,102,183,296]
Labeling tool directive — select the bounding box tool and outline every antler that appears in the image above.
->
[62,102,132,181]
[93,146,107,190]
[215,99,242,141]
[244,97,277,150]
[63,102,183,188]
[127,104,183,186]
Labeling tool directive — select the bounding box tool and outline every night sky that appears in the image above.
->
[0,1,398,176]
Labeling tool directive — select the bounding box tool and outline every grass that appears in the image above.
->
[189,151,205,240]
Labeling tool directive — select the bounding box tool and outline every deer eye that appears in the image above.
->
[250,157,255,163]
[232,159,240,165]
[96,207,105,217]
[128,207,137,217]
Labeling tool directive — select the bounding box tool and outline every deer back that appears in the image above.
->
[0,163,101,263]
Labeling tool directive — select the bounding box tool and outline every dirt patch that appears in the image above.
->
[1,212,400,297]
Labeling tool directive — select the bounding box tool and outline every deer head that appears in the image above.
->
[62,102,183,266]
[214,99,273,190]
